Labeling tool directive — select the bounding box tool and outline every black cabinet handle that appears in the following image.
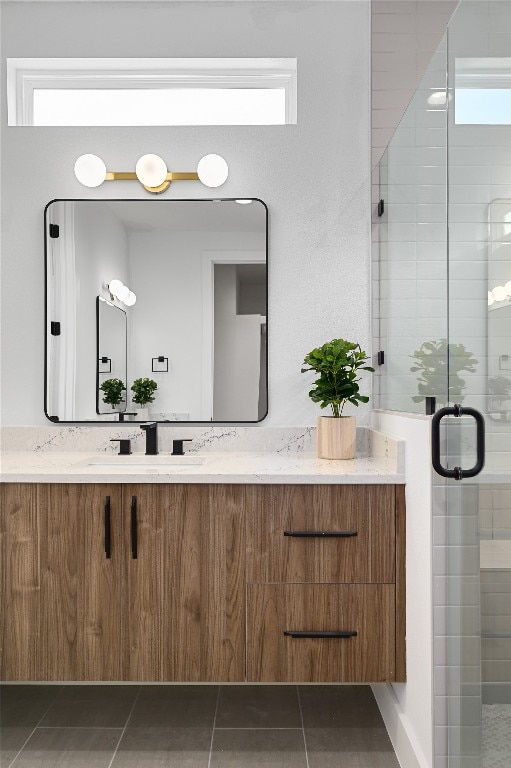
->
[104,496,111,559]
[431,404,485,480]
[131,496,138,559]
[283,531,358,538]
[284,630,358,639]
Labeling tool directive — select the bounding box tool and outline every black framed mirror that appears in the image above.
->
[45,199,268,423]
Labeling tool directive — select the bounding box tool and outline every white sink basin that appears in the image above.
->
[78,454,206,470]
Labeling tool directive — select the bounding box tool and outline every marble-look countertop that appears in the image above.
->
[0,426,405,484]
[0,450,404,485]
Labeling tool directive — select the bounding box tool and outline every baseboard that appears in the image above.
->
[372,684,430,768]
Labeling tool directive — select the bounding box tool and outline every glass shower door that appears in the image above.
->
[439,1,511,765]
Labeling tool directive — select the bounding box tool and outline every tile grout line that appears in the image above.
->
[214,726,304,730]
[207,685,221,768]
[7,685,65,768]
[296,686,311,768]
[21,726,130,731]
[106,685,142,768]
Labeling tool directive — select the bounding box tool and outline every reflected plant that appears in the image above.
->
[131,378,158,407]
[410,339,477,406]
[99,378,126,409]
[488,375,511,399]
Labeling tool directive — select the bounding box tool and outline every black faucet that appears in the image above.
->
[140,423,158,455]
[110,438,132,455]
[172,439,193,456]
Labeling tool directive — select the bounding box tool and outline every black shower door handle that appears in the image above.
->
[431,405,485,480]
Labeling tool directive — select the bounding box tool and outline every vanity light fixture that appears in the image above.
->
[108,279,136,307]
[74,152,229,193]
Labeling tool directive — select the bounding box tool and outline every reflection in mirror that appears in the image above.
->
[45,199,268,422]
[96,297,127,415]
[488,200,511,420]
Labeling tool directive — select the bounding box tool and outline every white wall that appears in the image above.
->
[371,411,434,768]
[0,0,371,427]
[128,229,264,420]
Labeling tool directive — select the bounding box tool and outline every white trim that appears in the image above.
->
[7,57,297,126]
[201,250,265,421]
[372,685,425,768]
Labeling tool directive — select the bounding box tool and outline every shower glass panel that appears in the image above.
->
[446,2,511,766]
[376,39,448,414]
[376,1,511,766]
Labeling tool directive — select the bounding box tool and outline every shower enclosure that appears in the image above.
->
[374,1,511,766]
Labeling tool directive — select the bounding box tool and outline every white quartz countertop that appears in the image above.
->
[0,450,405,484]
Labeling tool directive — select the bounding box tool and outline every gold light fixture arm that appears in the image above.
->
[105,170,199,194]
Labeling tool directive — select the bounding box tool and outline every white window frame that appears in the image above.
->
[7,57,297,126]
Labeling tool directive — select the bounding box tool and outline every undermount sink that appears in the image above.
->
[78,454,206,470]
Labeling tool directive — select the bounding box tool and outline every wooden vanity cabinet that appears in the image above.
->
[1,482,405,684]
[0,484,123,681]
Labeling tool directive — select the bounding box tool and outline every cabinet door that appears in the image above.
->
[38,484,123,681]
[0,484,41,680]
[124,484,245,682]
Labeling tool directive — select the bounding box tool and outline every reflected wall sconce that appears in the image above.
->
[489,281,511,306]
[108,279,136,306]
[152,356,169,373]
[74,152,228,194]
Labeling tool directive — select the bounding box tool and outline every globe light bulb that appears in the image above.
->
[135,154,167,187]
[427,91,447,106]
[197,154,229,188]
[124,291,137,307]
[492,286,507,302]
[108,279,124,299]
[118,284,131,303]
[488,291,495,306]
[74,154,106,188]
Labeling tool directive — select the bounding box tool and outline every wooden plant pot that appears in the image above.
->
[316,415,356,460]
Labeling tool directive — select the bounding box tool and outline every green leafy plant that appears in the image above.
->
[99,378,126,409]
[131,378,158,406]
[301,338,374,417]
[410,339,478,405]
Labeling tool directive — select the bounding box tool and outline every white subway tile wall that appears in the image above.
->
[372,0,458,167]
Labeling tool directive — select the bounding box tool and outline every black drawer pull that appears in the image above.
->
[131,496,138,559]
[284,630,358,639]
[104,496,111,559]
[283,531,358,538]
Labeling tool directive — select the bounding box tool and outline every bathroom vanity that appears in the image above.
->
[0,449,406,685]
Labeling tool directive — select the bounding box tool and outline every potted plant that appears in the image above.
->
[99,378,126,410]
[301,338,374,459]
[131,377,158,420]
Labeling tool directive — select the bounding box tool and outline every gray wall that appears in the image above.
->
[0,0,371,427]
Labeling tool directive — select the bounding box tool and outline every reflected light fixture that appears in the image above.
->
[74,152,229,194]
[108,279,136,306]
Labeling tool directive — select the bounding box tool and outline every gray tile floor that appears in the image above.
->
[0,684,400,768]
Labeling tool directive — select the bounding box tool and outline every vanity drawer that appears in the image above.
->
[246,485,395,584]
[247,583,396,682]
